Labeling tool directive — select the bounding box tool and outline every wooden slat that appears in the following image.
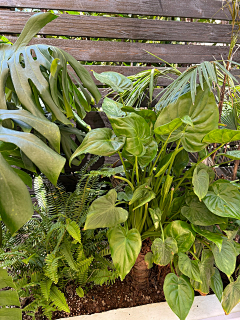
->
[8,36,237,64]
[0,0,232,20]
[0,11,235,43]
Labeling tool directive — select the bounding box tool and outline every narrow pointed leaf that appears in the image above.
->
[210,268,223,303]
[222,276,240,315]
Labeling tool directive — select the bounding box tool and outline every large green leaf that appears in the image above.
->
[93,71,133,93]
[173,149,189,177]
[210,268,223,303]
[129,184,156,210]
[154,118,182,135]
[155,83,218,152]
[0,154,33,234]
[203,180,240,219]
[84,189,128,229]
[211,238,236,277]
[218,150,240,160]
[163,273,194,320]
[192,225,223,251]
[151,237,178,266]
[110,113,152,156]
[70,128,125,164]
[164,221,195,252]
[0,308,22,320]
[191,249,215,295]
[102,97,126,118]
[178,253,202,282]
[181,196,227,226]
[0,125,65,185]
[108,226,141,280]
[203,129,240,144]
[0,109,61,152]
[222,276,240,315]
[192,167,209,201]
[122,140,158,168]
[0,291,20,307]
[12,12,57,50]
[0,268,16,290]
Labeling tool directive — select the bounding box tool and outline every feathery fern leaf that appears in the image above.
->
[50,285,70,313]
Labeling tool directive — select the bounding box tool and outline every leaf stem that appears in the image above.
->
[113,175,134,191]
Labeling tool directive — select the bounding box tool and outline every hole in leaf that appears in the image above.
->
[30,49,37,60]
[19,53,25,68]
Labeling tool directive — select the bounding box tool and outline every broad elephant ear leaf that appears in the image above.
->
[70,128,126,164]
[155,82,218,152]
[222,276,240,315]
[0,153,33,235]
[108,226,141,280]
[109,113,152,156]
[84,190,128,229]
[163,273,194,320]
[93,71,133,93]
[203,180,240,219]
[202,129,240,144]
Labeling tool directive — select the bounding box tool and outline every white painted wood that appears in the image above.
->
[58,295,240,320]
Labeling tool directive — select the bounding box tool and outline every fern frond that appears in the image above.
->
[40,279,52,301]
[91,269,118,286]
[44,254,61,284]
[50,285,70,313]
[60,241,78,271]
[66,220,81,243]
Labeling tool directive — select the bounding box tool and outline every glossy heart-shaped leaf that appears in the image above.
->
[178,253,202,282]
[222,276,240,315]
[122,140,158,168]
[102,97,126,118]
[84,189,128,230]
[164,273,194,320]
[191,249,215,295]
[203,129,240,144]
[218,150,240,160]
[108,226,141,280]
[0,154,33,235]
[203,180,240,219]
[129,184,156,210]
[192,167,209,201]
[155,83,218,152]
[152,237,178,266]
[210,268,223,303]
[164,221,195,252]
[70,128,126,164]
[93,71,133,93]
[110,113,152,156]
[211,238,236,278]
[154,118,182,136]
[181,196,227,226]
[192,225,223,251]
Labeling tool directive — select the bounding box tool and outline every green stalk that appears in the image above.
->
[118,151,130,180]
[139,203,149,234]
[113,175,134,191]
[135,156,140,185]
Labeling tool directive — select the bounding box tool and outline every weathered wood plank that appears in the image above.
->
[0,0,232,20]
[7,36,238,64]
[0,11,235,43]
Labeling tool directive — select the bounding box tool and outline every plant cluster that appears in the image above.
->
[0,159,118,319]
[69,72,240,319]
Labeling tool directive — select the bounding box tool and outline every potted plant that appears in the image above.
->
[70,77,240,319]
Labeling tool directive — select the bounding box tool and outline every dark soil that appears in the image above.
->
[22,263,170,320]
[53,264,170,320]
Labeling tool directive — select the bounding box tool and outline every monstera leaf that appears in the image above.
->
[154,83,218,152]
[0,12,101,165]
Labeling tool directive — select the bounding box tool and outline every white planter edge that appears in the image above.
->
[58,294,240,320]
